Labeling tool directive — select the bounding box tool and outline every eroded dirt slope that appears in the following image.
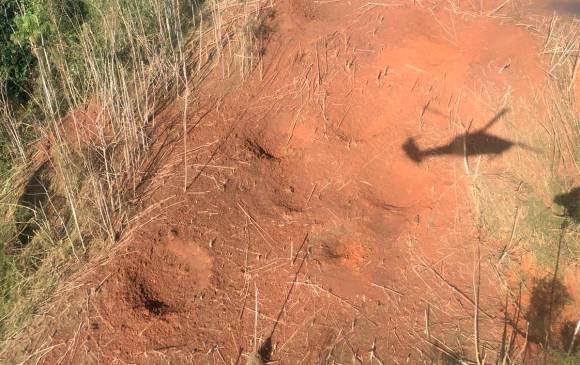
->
[30,1,574,364]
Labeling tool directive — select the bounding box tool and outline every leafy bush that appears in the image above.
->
[0,0,89,175]
[0,0,37,106]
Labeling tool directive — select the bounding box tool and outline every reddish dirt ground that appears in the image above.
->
[30,1,579,364]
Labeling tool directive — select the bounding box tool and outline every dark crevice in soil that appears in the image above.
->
[245,139,278,161]
[128,275,173,317]
[143,296,170,316]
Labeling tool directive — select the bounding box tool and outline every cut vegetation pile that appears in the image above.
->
[0,0,578,364]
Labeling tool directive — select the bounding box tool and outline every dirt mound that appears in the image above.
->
[34,1,574,364]
[121,229,213,317]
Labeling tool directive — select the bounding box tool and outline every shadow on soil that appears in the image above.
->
[552,1,580,15]
[15,162,51,245]
[561,320,580,354]
[553,187,580,224]
[251,244,309,364]
[402,108,539,163]
[257,337,273,363]
[526,277,573,348]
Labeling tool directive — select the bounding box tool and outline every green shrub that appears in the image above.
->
[0,0,38,106]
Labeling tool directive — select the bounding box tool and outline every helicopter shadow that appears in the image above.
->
[403,108,540,164]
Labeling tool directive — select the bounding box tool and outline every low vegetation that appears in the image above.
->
[0,0,266,344]
[470,13,579,364]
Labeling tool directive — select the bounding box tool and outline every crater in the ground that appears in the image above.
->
[128,275,173,318]
[117,229,214,320]
[245,138,279,161]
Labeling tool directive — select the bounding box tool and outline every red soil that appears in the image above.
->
[36,1,579,364]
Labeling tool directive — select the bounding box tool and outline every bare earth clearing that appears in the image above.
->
[10,1,580,364]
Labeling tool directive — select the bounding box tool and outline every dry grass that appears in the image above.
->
[402,3,580,363]
[0,1,577,364]
[467,12,579,365]
[0,0,270,361]
[471,13,579,267]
